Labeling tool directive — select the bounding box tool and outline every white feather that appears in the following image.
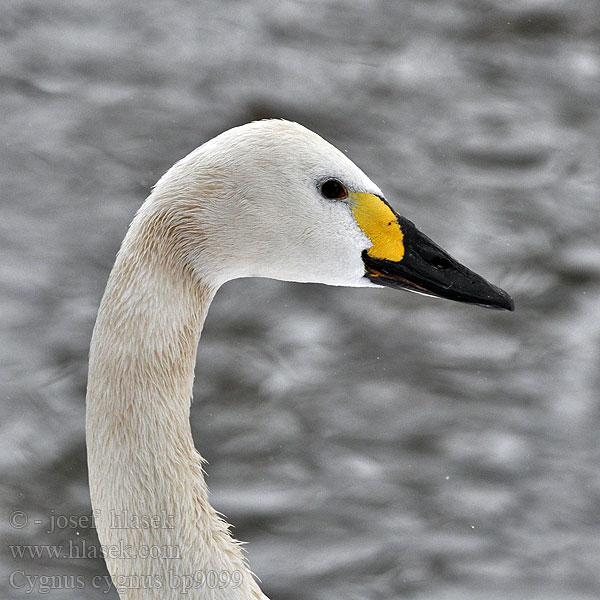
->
[86,120,386,599]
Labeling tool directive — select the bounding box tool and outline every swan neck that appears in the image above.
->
[86,210,265,599]
[88,217,211,424]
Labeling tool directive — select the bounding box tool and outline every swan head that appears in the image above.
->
[149,120,513,311]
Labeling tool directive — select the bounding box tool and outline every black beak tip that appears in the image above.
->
[503,294,515,312]
[488,285,515,312]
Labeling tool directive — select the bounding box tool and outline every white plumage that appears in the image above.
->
[86,119,512,599]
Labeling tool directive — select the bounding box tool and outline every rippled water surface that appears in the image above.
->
[1,1,600,598]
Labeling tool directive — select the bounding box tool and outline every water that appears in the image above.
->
[1,1,599,598]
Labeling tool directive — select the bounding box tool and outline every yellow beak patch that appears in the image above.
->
[349,192,405,262]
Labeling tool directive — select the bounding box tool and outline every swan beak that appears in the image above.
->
[351,193,514,311]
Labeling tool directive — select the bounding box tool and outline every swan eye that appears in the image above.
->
[320,179,347,200]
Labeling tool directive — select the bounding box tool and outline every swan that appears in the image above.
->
[86,119,513,599]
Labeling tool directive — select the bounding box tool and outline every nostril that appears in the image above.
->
[429,255,453,270]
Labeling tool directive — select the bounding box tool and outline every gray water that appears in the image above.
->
[1,1,600,598]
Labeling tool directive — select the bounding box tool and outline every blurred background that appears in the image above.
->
[1,1,599,598]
